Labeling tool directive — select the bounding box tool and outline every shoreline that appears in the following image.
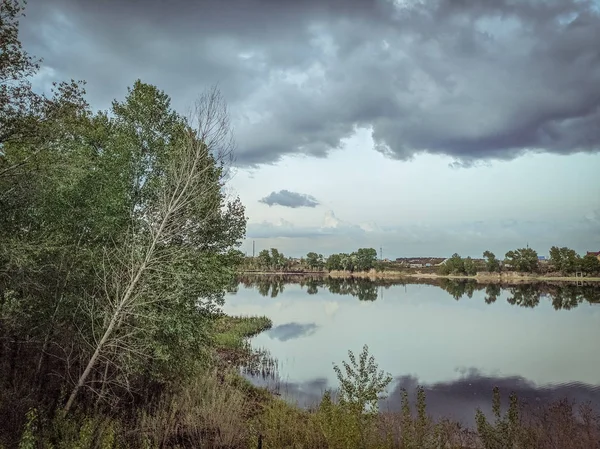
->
[240,270,600,283]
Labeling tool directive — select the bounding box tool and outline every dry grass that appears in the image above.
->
[137,368,252,449]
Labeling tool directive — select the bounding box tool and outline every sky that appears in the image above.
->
[19,0,600,258]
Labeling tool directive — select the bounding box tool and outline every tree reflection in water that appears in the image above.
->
[234,274,600,310]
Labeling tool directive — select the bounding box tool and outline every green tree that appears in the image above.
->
[439,253,465,275]
[549,246,581,274]
[256,249,271,269]
[483,250,500,273]
[325,253,342,271]
[57,84,246,412]
[340,253,356,272]
[332,344,392,415]
[306,252,324,270]
[504,247,539,273]
[582,254,600,275]
[354,248,378,272]
[0,0,87,159]
[270,248,284,270]
[464,257,477,276]
[475,387,527,448]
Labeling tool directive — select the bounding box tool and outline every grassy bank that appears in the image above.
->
[213,314,272,351]
[10,312,600,448]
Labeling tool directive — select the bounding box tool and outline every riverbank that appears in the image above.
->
[241,269,600,283]
[205,314,600,449]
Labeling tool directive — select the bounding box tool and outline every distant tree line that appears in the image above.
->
[438,246,600,276]
[323,248,379,272]
[244,247,381,273]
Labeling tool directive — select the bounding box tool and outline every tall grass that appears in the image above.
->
[11,313,600,448]
[212,315,272,350]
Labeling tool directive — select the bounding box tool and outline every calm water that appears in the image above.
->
[223,276,600,425]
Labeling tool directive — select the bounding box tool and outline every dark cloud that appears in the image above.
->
[20,0,600,166]
[267,322,319,342]
[260,190,319,208]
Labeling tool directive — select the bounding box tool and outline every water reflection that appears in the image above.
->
[225,276,600,424]
[235,274,600,310]
[267,322,319,342]
[244,367,600,427]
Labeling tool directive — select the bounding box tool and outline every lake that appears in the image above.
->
[223,276,600,425]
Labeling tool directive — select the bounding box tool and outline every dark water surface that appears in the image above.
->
[223,276,600,425]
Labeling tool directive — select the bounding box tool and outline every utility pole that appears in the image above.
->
[380,246,383,261]
[252,240,255,258]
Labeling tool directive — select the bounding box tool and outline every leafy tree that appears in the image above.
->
[325,253,342,271]
[582,254,600,275]
[256,249,271,269]
[483,250,500,273]
[0,0,40,144]
[0,0,87,159]
[549,246,581,274]
[475,387,526,449]
[63,84,246,412]
[340,253,356,272]
[464,257,477,276]
[306,251,324,270]
[333,344,392,415]
[270,248,285,270]
[504,248,539,273]
[354,248,378,272]
[438,253,465,275]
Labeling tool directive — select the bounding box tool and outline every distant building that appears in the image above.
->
[538,256,547,261]
[587,251,600,261]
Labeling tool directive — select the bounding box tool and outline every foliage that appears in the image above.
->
[504,247,539,273]
[325,253,342,271]
[0,0,247,422]
[269,248,285,270]
[256,249,271,269]
[212,315,272,350]
[549,246,582,274]
[438,253,470,275]
[355,248,378,271]
[463,257,477,276]
[582,254,600,275]
[333,344,392,415]
[306,251,324,270]
[475,387,532,449]
[323,248,378,273]
[483,250,501,272]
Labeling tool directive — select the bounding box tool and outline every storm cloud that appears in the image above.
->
[260,190,320,208]
[20,0,600,166]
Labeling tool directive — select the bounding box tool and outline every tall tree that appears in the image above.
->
[325,253,342,271]
[270,248,284,270]
[483,250,500,273]
[63,84,246,413]
[582,254,600,275]
[256,249,271,269]
[355,248,378,272]
[549,246,581,274]
[464,257,477,276]
[504,248,539,273]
